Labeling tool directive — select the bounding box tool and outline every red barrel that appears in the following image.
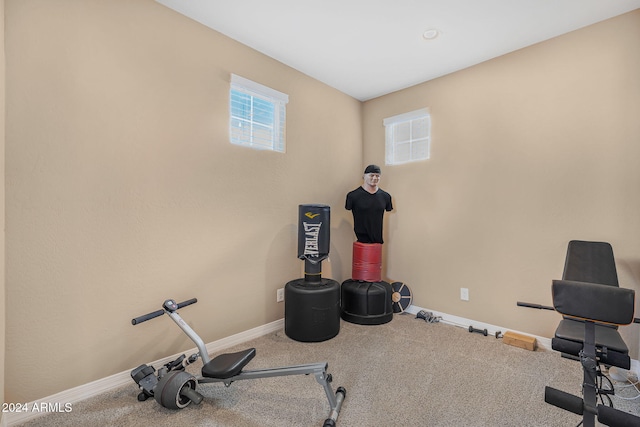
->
[352,242,382,282]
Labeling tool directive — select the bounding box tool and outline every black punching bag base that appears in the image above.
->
[340,280,393,325]
[284,278,341,342]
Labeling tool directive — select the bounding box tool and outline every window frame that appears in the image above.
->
[229,74,289,153]
[383,108,431,165]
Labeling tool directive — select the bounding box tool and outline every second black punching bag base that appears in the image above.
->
[340,279,393,325]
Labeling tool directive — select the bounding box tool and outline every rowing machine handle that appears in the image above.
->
[131,309,164,325]
[177,298,197,309]
[131,298,198,325]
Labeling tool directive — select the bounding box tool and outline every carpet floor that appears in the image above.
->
[15,314,640,426]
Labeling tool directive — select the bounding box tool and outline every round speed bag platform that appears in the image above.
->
[284,278,341,342]
[391,282,413,313]
[340,280,393,325]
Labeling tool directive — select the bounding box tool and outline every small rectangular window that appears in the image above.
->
[230,74,288,152]
[384,108,431,165]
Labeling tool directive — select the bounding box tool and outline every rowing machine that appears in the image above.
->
[131,298,346,426]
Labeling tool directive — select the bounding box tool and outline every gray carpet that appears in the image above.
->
[16,314,640,426]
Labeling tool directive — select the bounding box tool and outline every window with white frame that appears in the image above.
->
[383,108,431,165]
[229,74,289,152]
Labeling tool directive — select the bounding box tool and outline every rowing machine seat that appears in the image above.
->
[202,348,256,379]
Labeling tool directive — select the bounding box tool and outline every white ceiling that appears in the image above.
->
[156,0,640,101]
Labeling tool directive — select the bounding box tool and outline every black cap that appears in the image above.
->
[364,164,381,174]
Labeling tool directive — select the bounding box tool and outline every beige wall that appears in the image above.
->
[4,0,640,406]
[364,10,640,356]
[5,0,361,402]
[1,0,6,420]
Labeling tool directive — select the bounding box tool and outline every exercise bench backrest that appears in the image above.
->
[562,240,618,287]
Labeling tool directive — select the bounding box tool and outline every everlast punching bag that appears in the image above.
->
[297,204,331,281]
[284,204,341,342]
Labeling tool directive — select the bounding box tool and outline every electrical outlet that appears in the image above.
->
[460,288,469,301]
[276,288,285,302]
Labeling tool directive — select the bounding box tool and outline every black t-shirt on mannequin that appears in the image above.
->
[345,187,393,243]
[345,166,393,244]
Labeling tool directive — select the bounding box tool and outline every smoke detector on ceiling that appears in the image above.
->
[422,29,440,40]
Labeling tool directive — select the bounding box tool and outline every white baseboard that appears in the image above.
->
[405,304,640,376]
[2,319,284,427]
[404,304,553,350]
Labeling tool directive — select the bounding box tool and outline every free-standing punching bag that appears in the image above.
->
[284,205,341,342]
[341,243,394,325]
